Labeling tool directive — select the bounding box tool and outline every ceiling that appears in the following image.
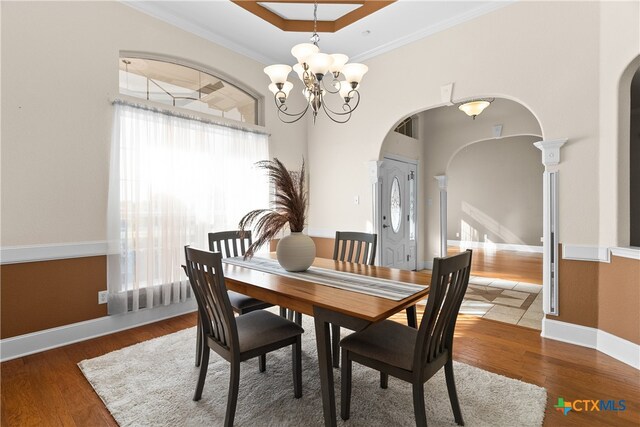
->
[124,0,513,65]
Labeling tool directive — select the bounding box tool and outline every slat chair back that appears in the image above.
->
[185,246,239,357]
[414,249,472,373]
[333,231,377,266]
[208,230,252,258]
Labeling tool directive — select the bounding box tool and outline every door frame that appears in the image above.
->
[374,153,419,270]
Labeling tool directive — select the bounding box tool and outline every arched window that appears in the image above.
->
[119,57,258,124]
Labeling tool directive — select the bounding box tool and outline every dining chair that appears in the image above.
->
[184,246,303,427]
[339,249,473,427]
[330,231,378,368]
[203,230,274,371]
[208,231,274,315]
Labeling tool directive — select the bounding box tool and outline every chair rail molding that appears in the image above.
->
[562,244,640,262]
[0,241,108,264]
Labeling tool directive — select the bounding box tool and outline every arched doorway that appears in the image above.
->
[377,97,548,329]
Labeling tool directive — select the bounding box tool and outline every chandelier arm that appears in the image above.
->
[320,74,341,94]
[320,100,352,124]
[320,90,360,116]
[274,96,311,123]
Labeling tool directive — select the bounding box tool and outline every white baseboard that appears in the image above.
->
[542,318,597,348]
[0,300,197,362]
[419,260,433,270]
[1,241,108,264]
[597,330,640,370]
[447,240,543,253]
[542,318,639,370]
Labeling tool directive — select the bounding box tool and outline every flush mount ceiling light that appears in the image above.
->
[458,99,494,120]
[263,2,369,124]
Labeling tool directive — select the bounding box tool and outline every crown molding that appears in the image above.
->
[122,1,277,65]
[123,1,515,66]
[350,1,516,62]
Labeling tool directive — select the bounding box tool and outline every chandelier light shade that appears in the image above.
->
[458,99,493,119]
[264,2,368,124]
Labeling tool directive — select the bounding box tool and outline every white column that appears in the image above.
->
[434,175,448,258]
[369,160,383,266]
[534,139,566,317]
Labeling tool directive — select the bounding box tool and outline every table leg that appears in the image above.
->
[314,313,336,427]
[313,307,370,427]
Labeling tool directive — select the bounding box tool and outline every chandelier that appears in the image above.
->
[263,2,368,124]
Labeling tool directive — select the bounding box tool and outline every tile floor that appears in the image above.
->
[459,276,543,330]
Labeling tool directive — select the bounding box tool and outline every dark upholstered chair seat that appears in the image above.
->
[237,311,304,353]
[228,291,273,312]
[340,320,417,371]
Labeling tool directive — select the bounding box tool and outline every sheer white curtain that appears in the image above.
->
[107,102,269,315]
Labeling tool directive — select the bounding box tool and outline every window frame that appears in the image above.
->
[394,115,418,139]
[119,51,265,127]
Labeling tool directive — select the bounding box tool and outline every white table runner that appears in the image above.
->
[222,256,426,301]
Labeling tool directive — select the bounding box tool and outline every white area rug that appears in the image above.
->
[79,314,547,426]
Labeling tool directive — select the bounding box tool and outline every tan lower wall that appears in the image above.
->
[270,236,336,260]
[2,241,637,349]
[1,256,107,339]
[598,255,640,345]
[550,248,640,346]
[553,250,600,328]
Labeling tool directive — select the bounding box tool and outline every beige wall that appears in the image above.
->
[0,1,306,247]
[307,1,639,251]
[447,136,543,246]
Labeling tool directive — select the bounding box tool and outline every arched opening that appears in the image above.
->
[629,65,640,247]
[617,55,640,247]
[377,97,545,329]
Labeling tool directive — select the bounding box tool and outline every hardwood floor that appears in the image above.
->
[3,310,638,426]
[448,246,543,284]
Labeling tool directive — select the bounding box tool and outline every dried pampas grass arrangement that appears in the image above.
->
[239,158,307,258]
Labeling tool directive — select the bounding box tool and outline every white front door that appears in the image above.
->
[380,157,417,270]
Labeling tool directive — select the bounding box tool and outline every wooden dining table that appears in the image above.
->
[221,254,431,427]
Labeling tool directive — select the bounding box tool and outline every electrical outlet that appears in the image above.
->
[354,195,359,205]
[98,291,108,304]
[456,232,460,238]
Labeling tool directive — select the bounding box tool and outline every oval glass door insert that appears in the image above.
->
[390,176,401,233]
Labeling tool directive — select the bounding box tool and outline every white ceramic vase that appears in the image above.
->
[276,232,316,272]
